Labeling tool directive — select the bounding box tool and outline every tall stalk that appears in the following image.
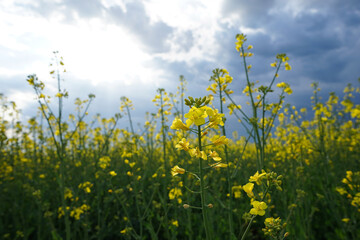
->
[213,70,235,239]
[197,125,211,240]
[54,52,71,240]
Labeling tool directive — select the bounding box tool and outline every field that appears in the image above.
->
[1,35,359,240]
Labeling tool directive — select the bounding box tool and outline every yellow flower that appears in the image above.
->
[285,62,291,71]
[207,108,224,128]
[210,162,227,168]
[228,103,241,115]
[243,183,255,198]
[109,171,117,176]
[175,138,190,151]
[169,187,182,200]
[335,187,348,195]
[249,171,266,185]
[342,218,350,223]
[70,204,90,220]
[78,182,93,193]
[284,87,293,95]
[225,75,233,83]
[250,201,268,216]
[346,171,353,181]
[270,62,277,67]
[211,135,229,146]
[185,106,208,126]
[171,220,179,227]
[189,147,207,160]
[282,56,289,62]
[232,185,242,199]
[351,108,360,118]
[170,118,190,131]
[351,193,360,208]
[276,82,287,88]
[265,217,274,225]
[64,188,73,200]
[58,206,70,219]
[207,83,218,94]
[235,33,247,52]
[200,151,207,160]
[208,150,221,161]
[98,156,111,169]
[171,165,185,176]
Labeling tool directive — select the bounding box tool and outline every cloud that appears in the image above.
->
[221,0,360,89]
[15,0,174,54]
[222,0,276,28]
[107,1,174,53]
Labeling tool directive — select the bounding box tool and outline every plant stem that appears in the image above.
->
[241,47,263,170]
[198,125,211,240]
[217,75,235,239]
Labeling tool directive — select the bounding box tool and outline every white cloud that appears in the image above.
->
[7,90,36,112]
[239,27,266,35]
[101,0,126,11]
[0,0,168,91]
[144,0,224,64]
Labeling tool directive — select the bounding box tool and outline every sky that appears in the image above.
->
[1,0,360,134]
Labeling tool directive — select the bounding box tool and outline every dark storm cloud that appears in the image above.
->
[220,0,360,93]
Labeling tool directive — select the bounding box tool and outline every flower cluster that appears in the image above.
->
[170,102,229,172]
[271,53,292,71]
[337,170,360,213]
[235,34,254,57]
[98,156,111,169]
[242,171,282,216]
[78,181,93,194]
[262,217,287,238]
[277,82,293,95]
[207,68,234,96]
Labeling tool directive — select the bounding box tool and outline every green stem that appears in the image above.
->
[240,186,270,240]
[240,215,256,240]
[198,125,211,240]
[241,46,263,170]
[217,74,235,239]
